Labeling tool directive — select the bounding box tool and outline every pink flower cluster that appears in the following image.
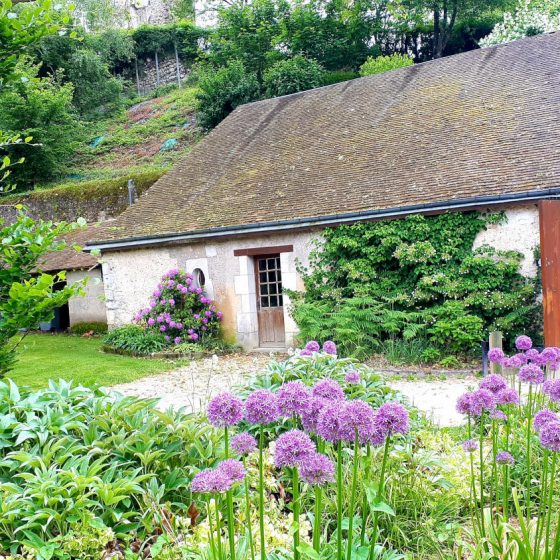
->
[488,336,560,371]
[134,269,223,345]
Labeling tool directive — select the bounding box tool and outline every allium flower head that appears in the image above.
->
[207,392,244,427]
[300,349,313,357]
[301,397,328,434]
[480,374,508,394]
[491,410,507,422]
[519,364,545,385]
[340,400,375,444]
[543,379,560,402]
[488,348,505,363]
[218,459,246,482]
[231,432,257,456]
[374,402,409,437]
[540,421,560,453]
[245,389,280,425]
[312,379,344,401]
[274,429,315,468]
[469,389,496,416]
[495,387,520,406]
[534,409,559,433]
[191,469,232,493]
[323,341,337,355]
[496,451,515,465]
[456,392,474,415]
[462,439,478,453]
[316,400,346,443]
[277,381,311,417]
[305,341,320,353]
[542,347,560,364]
[515,335,533,351]
[299,452,335,485]
[345,371,361,384]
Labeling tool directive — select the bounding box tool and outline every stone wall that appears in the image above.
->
[101,230,318,349]
[473,203,540,278]
[135,55,189,96]
[67,269,108,326]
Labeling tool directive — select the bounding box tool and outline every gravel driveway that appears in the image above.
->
[111,354,476,426]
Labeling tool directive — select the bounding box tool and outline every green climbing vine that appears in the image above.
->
[289,212,542,360]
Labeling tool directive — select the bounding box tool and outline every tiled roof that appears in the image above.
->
[40,224,101,272]
[88,32,560,248]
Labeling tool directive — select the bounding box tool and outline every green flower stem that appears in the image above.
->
[293,466,300,560]
[243,458,255,560]
[526,385,533,524]
[224,427,236,560]
[491,419,498,526]
[368,436,391,560]
[346,430,360,560]
[502,465,509,523]
[215,495,224,560]
[258,427,266,560]
[313,485,322,552]
[208,498,218,560]
[468,417,482,537]
[360,444,372,546]
[478,417,486,540]
[535,449,549,552]
[336,440,343,560]
[544,452,557,556]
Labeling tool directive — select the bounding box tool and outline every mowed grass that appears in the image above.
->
[9,334,185,390]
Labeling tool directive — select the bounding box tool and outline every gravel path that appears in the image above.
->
[112,354,476,426]
[111,353,274,412]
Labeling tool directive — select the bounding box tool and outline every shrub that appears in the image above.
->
[135,269,223,345]
[322,70,359,86]
[195,60,260,129]
[263,55,325,98]
[69,321,108,335]
[359,53,414,77]
[103,324,168,354]
[0,68,82,189]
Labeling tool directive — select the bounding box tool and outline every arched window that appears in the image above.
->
[192,268,206,289]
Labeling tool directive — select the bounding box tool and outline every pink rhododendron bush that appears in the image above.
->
[134,268,223,345]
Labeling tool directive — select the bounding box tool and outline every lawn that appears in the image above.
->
[9,333,184,389]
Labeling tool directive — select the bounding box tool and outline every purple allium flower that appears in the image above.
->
[160,325,167,332]
[299,452,335,485]
[480,374,508,394]
[534,409,559,433]
[513,352,529,365]
[469,389,496,416]
[345,371,361,384]
[147,318,155,326]
[525,348,540,361]
[312,379,345,401]
[340,400,375,444]
[207,392,244,428]
[462,439,478,453]
[516,335,533,351]
[190,333,199,341]
[218,459,246,483]
[305,341,320,353]
[300,349,313,357]
[323,340,337,355]
[496,451,515,465]
[301,397,328,434]
[456,392,474,415]
[519,364,545,384]
[488,348,505,363]
[191,469,232,494]
[542,347,560,364]
[544,379,560,402]
[491,410,508,422]
[174,336,181,344]
[165,336,171,342]
[495,387,520,406]
[540,421,560,453]
[217,312,223,320]
[231,432,257,456]
[274,429,315,468]
[277,381,311,417]
[316,400,346,443]
[245,389,281,425]
[374,402,410,437]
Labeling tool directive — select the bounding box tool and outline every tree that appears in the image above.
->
[359,53,414,76]
[195,60,260,129]
[263,56,325,97]
[0,207,86,375]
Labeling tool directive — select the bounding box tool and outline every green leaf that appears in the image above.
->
[297,543,321,560]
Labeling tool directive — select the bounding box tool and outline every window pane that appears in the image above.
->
[261,296,269,307]
[269,284,277,295]
[268,258,276,269]
[270,295,278,307]
[258,259,266,271]
[268,270,276,282]
[259,271,267,283]
[279,295,284,307]
[277,270,282,282]
[260,284,268,296]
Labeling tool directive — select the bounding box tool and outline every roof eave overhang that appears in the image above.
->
[85,187,560,252]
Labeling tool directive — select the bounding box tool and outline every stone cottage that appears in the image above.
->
[87,32,560,349]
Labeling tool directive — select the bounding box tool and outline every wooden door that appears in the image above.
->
[540,200,560,346]
[255,254,285,347]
